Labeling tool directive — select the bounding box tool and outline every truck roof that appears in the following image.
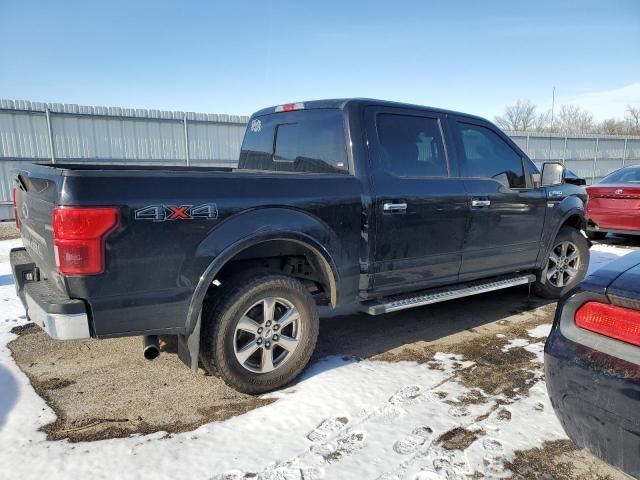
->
[252,98,488,123]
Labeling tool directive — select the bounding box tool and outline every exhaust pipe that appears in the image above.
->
[143,335,160,360]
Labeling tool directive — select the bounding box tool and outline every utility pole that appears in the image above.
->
[547,87,555,160]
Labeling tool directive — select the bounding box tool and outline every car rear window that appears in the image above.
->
[600,167,640,183]
[238,109,348,174]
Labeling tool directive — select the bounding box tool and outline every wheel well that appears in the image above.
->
[562,213,585,231]
[211,239,337,306]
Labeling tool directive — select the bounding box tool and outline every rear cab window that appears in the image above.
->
[375,113,448,177]
[238,109,349,174]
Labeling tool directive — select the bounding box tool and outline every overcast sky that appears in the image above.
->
[1,0,639,120]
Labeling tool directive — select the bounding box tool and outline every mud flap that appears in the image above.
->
[178,312,201,372]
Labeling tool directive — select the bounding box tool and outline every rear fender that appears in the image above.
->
[183,207,343,336]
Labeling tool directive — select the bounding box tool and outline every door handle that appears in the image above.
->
[471,199,491,208]
[383,202,407,213]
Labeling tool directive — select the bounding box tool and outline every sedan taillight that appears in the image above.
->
[575,302,640,347]
[53,206,119,275]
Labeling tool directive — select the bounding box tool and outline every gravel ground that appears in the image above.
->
[0,222,19,240]
[6,287,630,479]
[4,236,639,478]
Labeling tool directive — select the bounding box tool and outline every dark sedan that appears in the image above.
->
[545,251,640,478]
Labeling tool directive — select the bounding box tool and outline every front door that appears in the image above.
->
[448,117,547,280]
[366,107,468,296]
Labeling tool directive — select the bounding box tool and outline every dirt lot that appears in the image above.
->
[4,237,639,479]
[0,222,19,240]
[7,286,629,479]
[9,287,549,443]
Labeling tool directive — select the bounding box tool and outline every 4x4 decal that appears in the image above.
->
[135,203,218,221]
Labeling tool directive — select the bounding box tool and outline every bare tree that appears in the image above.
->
[495,101,638,135]
[598,118,627,135]
[494,100,538,131]
[625,105,640,134]
[533,109,553,132]
[557,104,594,134]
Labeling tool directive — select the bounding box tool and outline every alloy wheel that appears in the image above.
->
[233,296,302,374]
[546,241,580,288]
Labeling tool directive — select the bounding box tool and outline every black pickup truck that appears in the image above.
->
[11,99,590,393]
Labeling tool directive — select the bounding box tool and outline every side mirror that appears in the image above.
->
[541,162,565,187]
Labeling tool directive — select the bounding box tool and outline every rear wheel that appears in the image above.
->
[200,274,319,394]
[533,227,590,299]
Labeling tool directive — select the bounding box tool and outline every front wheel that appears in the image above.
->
[533,227,590,299]
[200,274,319,394]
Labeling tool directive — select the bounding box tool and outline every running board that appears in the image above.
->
[362,274,536,315]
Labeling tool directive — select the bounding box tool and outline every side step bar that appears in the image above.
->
[362,274,536,315]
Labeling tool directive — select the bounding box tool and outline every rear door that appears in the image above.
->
[366,106,468,295]
[448,117,547,280]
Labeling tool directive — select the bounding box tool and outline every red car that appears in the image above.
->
[586,165,640,240]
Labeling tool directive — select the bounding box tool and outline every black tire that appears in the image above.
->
[533,227,590,299]
[200,274,319,394]
[586,230,607,241]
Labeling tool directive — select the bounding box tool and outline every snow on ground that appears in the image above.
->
[587,243,632,274]
[0,239,636,480]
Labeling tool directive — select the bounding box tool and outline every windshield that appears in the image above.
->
[599,167,640,184]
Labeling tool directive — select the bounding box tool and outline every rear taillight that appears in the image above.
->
[53,206,119,276]
[575,301,640,347]
[13,188,21,230]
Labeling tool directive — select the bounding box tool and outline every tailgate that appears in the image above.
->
[13,164,63,284]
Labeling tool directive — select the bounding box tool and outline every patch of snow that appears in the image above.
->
[588,244,632,274]
[0,240,636,480]
[527,324,552,339]
[524,341,546,364]
[501,338,530,352]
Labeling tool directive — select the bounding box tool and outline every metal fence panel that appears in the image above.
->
[3,99,640,221]
[564,159,594,180]
[565,138,598,161]
[627,139,640,166]
[0,110,51,159]
[188,122,245,165]
[526,136,565,161]
[51,114,187,162]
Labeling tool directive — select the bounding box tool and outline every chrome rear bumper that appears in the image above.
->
[11,247,91,340]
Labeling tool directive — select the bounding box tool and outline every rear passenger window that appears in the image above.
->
[376,114,448,177]
[455,122,526,189]
[238,109,348,174]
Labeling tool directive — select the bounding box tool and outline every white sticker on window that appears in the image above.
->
[250,119,262,133]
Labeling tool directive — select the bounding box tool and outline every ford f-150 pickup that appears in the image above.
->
[10,98,590,393]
